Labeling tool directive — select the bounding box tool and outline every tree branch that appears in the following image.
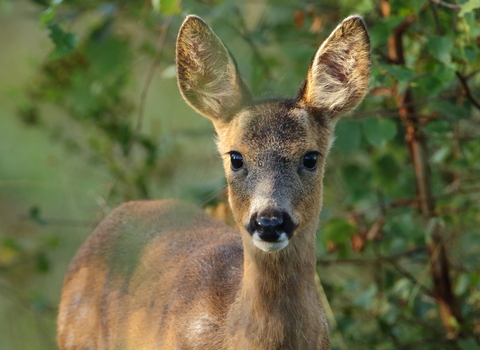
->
[456,71,480,110]
[382,0,462,337]
[430,0,462,10]
[317,248,428,266]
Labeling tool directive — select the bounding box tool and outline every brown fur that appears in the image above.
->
[57,14,370,350]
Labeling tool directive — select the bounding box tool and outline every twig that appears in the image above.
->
[429,0,462,10]
[352,90,459,119]
[430,2,444,35]
[390,258,433,296]
[317,247,428,266]
[466,69,480,80]
[456,71,480,110]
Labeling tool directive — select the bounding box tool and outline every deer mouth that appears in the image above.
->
[252,231,289,252]
[245,210,297,252]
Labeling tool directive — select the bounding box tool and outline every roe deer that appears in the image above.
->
[57,14,370,350]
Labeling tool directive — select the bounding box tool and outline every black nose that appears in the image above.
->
[247,209,296,242]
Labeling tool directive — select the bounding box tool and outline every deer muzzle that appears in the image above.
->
[246,209,297,252]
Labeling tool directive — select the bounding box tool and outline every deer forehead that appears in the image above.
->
[218,102,331,159]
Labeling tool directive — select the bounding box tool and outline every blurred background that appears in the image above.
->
[0,0,479,349]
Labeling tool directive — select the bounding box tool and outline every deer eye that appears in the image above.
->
[229,152,244,171]
[302,152,319,170]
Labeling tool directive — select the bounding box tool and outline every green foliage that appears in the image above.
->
[1,0,480,349]
[152,0,182,15]
[459,0,480,17]
[361,117,397,148]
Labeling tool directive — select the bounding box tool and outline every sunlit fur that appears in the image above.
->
[302,15,371,117]
[176,16,252,122]
[57,15,370,350]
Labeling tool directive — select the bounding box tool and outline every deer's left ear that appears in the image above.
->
[176,15,252,124]
[299,15,370,118]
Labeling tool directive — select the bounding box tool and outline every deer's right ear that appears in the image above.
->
[300,15,371,118]
[176,15,252,124]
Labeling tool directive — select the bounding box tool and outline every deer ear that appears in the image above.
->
[176,15,252,123]
[300,15,370,118]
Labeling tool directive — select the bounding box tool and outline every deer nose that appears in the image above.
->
[247,209,296,242]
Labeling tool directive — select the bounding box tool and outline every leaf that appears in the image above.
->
[459,0,480,17]
[35,252,50,273]
[458,338,480,350]
[153,0,181,15]
[362,117,397,148]
[39,0,63,28]
[341,164,373,203]
[427,36,454,65]
[372,154,400,189]
[48,23,78,58]
[0,246,18,266]
[454,274,470,296]
[354,285,377,309]
[462,12,480,38]
[322,218,357,244]
[40,8,55,27]
[369,17,403,49]
[334,119,361,155]
[381,64,415,83]
[392,278,413,300]
[434,65,456,86]
[431,145,452,164]
[151,0,160,11]
[29,205,47,225]
[381,64,415,91]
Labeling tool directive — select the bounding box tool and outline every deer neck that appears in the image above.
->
[226,219,321,349]
[242,218,318,288]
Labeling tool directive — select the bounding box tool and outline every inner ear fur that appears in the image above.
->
[300,15,371,118]
[176,15,252,123]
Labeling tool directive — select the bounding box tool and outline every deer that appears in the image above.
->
[57,14,370,350]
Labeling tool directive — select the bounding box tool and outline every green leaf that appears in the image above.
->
[29,205,47,225]
[369,17,403,49]
[381,64,415,91]
[322,218,356,244]
[362,117,397,148]
[334,119,361,155]
[341,164,373,203]
[39,0,63,28]
[459,0,480,17]
[381,64,415,82]
[454,274,470,295]
[40,8,55,27]
[427,36,454,65]
[35,251,50,273]
[48,23,78,58]
[354,285,377,309]
[458,338,480,350]
[372,154,400,189]
[151,0,160,11]
[153,0,181,15]
[431,145,452,164]
[392,278,413,300]
[435,65,456,85]
[429,100,470,119]
[463,12,480,38]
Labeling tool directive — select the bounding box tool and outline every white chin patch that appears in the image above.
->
[252,232,289,252]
